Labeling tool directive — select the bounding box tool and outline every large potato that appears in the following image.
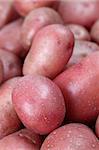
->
[14,0,54,16]
[23,24,74,79]
[41,123,99,150]
[0,19,26,58]
[21,7,63,50]
[91,20,99,44]
[54,51,99,124]
[0,49,22,81]
[0,128,41,150]
[0,77,22,139]
[12,75,66,135]
[96,115,99,138]
[58,0,99,28]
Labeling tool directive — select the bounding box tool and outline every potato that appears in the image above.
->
[23,24,74,79]
[0,0,19,29]
[14,0,54,16]
[0,60,4,84]
[54,51,99,124]
[91,20,99,44]
[12,75,66,135]
[0,49,22,81]
[58,0,99,28]
[66,24,91,41]
[0,77,22,139]
[95,115,99,138]
[21,7,63,50]
[0,128,41,150]
[67,40,99,67]
[41,123,99,150]
[0,19,26,58]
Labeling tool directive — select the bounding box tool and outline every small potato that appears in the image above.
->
[0,19,26,58]
[58,0,99,28]
[12,75,66,135]
[54,51,99,124]
[91,20,99,44]
[23,24,74,79]
[41,123,99,150]
[21,7,63,50]
[68,40,99,67]
[0,60,4,84]
[14,0,54,16]
[66,24,91,41]
[0,128,41,150]
[0,77,22,139]
[96,115,99,138]
[0,49,22,81]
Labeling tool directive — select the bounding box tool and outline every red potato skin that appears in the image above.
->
[91,20,99,44]
[41,123,99,150]
[0,129,41,150]
[21,7,63,50]
[58,0,99,28]
[66,24,91,41]
[96,115,99,138]
[0,19,26,58]
[0,49,22,81]
[54,51,99,124]
[0,77,22,139]
[14,0,54,16]
[12,75,66,135]
[23,24,74,79]
[0,60,4,84]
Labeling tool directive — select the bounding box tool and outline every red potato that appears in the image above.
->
[0,0,19,29]
[41,123,99,150]
[96,115,99,138]
[21,7,63,50]
[54,51,99,124]
[23,24,74,79]
[14,0,54,16]
[0,19,26,58]
[0,128,41,150]
[0,49,22,81]
[0,77,22,139]
[12,75,66,135]
[91,20,99,44]
[67,40,99,67]
[66,24,91,41]
[0,60,3,84]
[58,0,99,28]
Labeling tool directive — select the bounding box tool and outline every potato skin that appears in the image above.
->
[0,19,26,58]
[14,0,54,16]
[12,75,66,135]
[96,115,99,138]
[58,0,99,28]
[41,123,99,150]
[21,7,63,50]
[0,129,41,150]
[91,20,99,44]
[54,51,99,124]
[0,77,22,139]
[0,60,4,84]
[23,24,74,79]
[0,49,22,81]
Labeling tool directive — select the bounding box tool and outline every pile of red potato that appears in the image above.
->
[0,0,99,149]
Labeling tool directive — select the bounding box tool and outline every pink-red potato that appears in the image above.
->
[66,24,90,41]
[0,49,22,81]
[14,0,54,16]
[54,51,99,124]
[0,0,19,29]
[67,40,99,67]
[0,77,22,139]
[0,128,41,150]
[91,20,99,44]
[0,60,3,84]
[96,115,99,138]
[21,7,63,50]
[58,0,99,28]
[41,123,99,150]
[23,24,74,79]
[0,19,26,58]
[12,75,66,135]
